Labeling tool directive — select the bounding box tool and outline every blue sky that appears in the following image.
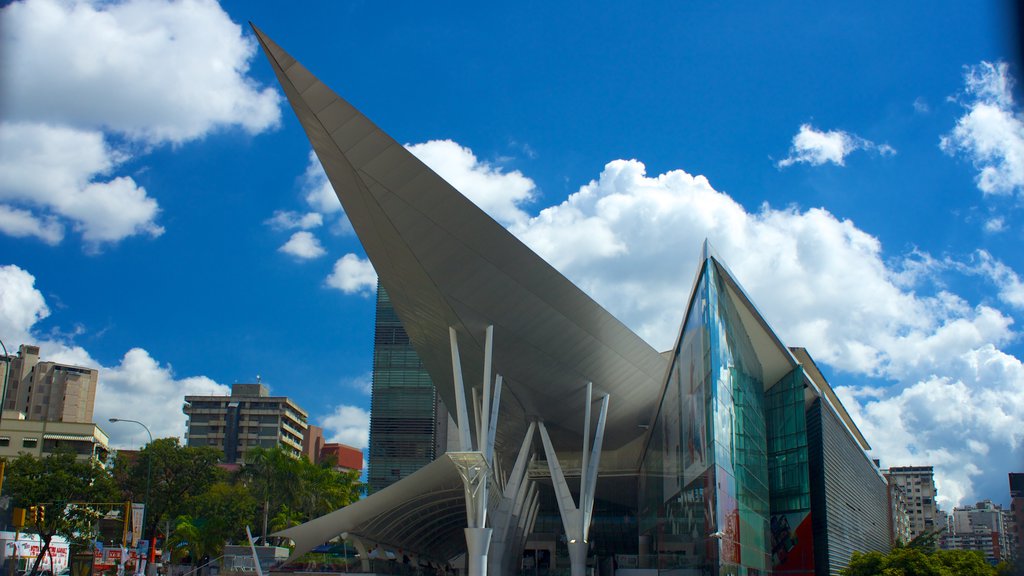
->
[1,0,1022,509]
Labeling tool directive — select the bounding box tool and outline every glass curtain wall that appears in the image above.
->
[639,260,773,575]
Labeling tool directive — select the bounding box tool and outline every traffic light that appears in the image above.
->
[12,507,25,528]
[28,505,37,523]
[37,505,45,524]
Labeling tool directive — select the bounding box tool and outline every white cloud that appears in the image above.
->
[0,264,228,448]
[0,0,280,145]
[983,216,1006,233]
[320,404,370,449]
[97,348,230,447]
[279,231,326,259]
[0,264,51,348]
[836,344,1024,509]
[0,0,280,247]
[952,250,1024,309]
[0,122,164,247]
[778,123,895,168]
[407,139,535,226]
[265,210,323,231]
[342,372,372,396]
[941,61,1024,196]
[504,157,1021,505]
[0,205,64,245]
[325,254,377,296]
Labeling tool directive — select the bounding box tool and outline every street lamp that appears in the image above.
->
[110,418,154,576]
[0,337,11,429]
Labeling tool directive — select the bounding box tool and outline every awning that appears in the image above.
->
[43,433,96,442]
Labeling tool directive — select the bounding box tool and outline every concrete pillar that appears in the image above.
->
[465,527,493,576]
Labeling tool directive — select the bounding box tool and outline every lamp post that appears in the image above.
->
[110,418,154,576]
[0,337,11,430]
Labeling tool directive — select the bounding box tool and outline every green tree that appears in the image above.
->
[843,546,997,576]
[241,446,298,542]
[2,451,120,576]
[295,458,362,521]
[112,438,224,539]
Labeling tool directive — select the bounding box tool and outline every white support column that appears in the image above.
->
[487,421,536,575]
[480,325,493,453]
[537,387,611,576]
[449,325,502,576]
[449,327,472,451]
[345,534,371,573]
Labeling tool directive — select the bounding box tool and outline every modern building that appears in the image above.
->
[183,383,308,463]
[0,410,109,462]
[253,25,891,576]
[882,466,941,540]
[367,283,451,493]
[0,344,97,423]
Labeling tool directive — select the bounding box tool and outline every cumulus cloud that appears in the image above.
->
[941,61,1024,196]
[836,344,1024,508]
[320,404,371,449]
[503,157,1021,505]
[0,205,64,245]
[0,264,228,448]
[407,139,536,226]
[778,123,895,168]
[0,0,280,144]
[0,264,51,347]
[0,122,163,247]
[97,348,230,444]
[279,231,326,259]
[325,254,377,296]
[0,0,280,247]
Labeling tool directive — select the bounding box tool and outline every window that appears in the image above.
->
[23,438,38,448]
[0,437,9,447]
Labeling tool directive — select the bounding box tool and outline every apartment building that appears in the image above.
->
[183,383,308,463]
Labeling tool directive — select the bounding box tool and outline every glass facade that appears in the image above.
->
[639,260,792,575]
[367,284,447,493]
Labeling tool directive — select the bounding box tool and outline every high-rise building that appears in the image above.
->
[1011,473,1024,563]
[302,424,325,462]
[942,499,1011,563]
[882,466,941,540]
[1,344,97,423]
[183,383,308,463]
[885,475,913,546]
[367,283,450,493]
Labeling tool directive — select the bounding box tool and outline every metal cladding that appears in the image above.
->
[251,24,668,474]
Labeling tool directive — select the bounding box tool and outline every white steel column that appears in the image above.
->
[450,327,473,451]
[449,325,504,576]
[487,422,536,575]
[537,385,610,576]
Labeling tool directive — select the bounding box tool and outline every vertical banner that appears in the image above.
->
[131,504,145,546]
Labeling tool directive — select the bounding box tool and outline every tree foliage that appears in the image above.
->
[842,547,999,576]
[111,437,225,536]
[2,451,121,575]
[3,440,363,573]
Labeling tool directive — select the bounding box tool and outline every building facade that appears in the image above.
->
[367,284,450,493]
[885,477,913,546]
[1011,473,1023,564]
[942,499,1011,564]
[637,257,889,576]
[883,466,941,540]
[1,344,97,423]
[321,443,363,473]
[0,411,109,462]
[183,383,308,463]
